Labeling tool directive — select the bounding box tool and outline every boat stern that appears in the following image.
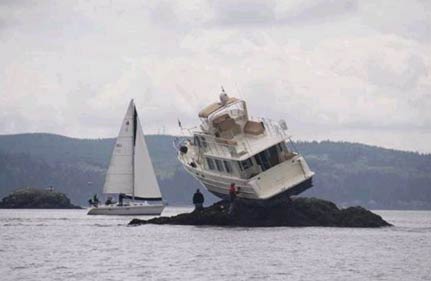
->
[248,155,314,200]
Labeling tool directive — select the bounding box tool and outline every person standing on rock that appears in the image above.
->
[228,183,240,214]
[192,189,204,211]
[229,183,237,203]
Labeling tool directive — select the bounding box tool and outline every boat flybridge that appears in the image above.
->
[177,89,314,203]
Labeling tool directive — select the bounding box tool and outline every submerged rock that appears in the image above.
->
[0,188,81,209]
[129,197,391,227]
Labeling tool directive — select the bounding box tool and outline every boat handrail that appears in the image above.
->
[190,132,249,158]
[248,116,289,139]
[185,116,289,159]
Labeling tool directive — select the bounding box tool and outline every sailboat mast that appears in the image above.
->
[132,102,138,201]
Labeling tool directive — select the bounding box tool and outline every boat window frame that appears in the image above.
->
[200,136,208,148]
[223,160,233,173]
[254,144,281,172]
[194,135,201,147]
[214,159,224,172]
[277,142,284,152]
[239,158,253,170]
[206,157,215,170]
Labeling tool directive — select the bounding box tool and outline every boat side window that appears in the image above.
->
[224,160,233,173]
[277,142,284,152]
[200,136,207,148]
[214,159,224,172]
[206,158,215,170]
[254,145,280,172]
[240,158,253,170]
[194,135,201,147]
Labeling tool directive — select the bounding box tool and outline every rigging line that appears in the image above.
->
[288,137,300,154]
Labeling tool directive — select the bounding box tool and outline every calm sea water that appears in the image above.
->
[0,208,430,281]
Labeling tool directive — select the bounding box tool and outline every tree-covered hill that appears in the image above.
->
[294,141,431,209]
[0,133,430,209]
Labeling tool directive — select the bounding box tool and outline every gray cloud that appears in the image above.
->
[0,0,430,153]
[210,0,276,26]
[367,54,428,90]
[359,1,431,42]
[276,0,358,25]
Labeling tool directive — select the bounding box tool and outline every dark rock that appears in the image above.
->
[0,188,81,209]
[129,197,391,227]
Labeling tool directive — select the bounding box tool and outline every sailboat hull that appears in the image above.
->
[87,203,164,216]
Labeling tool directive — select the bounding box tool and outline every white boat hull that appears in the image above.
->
[181,155,314,201]
[202,177,313,202]
[87,203,165,216]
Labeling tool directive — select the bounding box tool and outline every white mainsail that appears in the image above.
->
[134,118,162,199]
[103,101,135,195]
[102,100,162,200]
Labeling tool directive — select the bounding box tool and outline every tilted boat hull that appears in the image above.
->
[205,177,313,204]
[87,203,164,216]
[181,154,314,202]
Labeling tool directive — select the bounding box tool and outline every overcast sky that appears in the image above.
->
[1,0,430,153]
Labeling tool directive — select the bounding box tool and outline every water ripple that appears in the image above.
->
[0,209,430,281]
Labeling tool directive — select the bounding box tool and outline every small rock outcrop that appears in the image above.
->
[0,188,81,209]
[129,197,391,227]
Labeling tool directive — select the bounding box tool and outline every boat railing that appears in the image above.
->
[192,132,250,158]
[248,116,289,140]
[179,117,290,159]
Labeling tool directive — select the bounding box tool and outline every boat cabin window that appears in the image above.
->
[193,135,208,148]
[277,142,285,152]
[194,135,201,147]
[200,136,207,148]
[206,157,235,174]
[214,159,224,172]
[224,160,233,173]
[206,158,215,170]
[239,158,253,171]
[254,144,281,172]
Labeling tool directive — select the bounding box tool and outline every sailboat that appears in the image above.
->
[87,100,165,216]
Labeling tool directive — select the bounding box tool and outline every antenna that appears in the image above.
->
[220,86,229,104]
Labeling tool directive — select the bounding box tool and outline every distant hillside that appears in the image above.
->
[0,133,203,206]
[295,141,431,209]
[0,133,430,209]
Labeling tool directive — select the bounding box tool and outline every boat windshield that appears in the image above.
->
[236,142,291,178]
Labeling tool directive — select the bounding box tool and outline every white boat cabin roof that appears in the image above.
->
[198,96,240,118]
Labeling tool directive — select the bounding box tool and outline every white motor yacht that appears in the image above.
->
[176,89,314,202]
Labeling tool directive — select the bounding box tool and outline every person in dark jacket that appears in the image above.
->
[192,189,204,211]
[118,193,125,206]
[92,194,99,207]
[105,196,113,205]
